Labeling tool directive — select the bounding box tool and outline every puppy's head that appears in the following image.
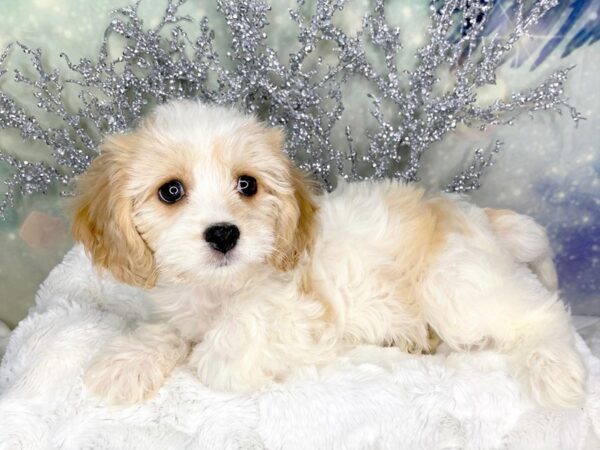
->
[72,100,317,288]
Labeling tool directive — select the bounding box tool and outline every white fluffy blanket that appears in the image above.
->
[1,246,599,450]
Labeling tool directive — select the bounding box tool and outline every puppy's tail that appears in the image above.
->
[485,208,558,291]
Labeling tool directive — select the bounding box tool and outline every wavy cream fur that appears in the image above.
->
[73,100,585,408]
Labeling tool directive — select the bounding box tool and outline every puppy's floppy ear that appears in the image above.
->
[72,134,157,288]
[266,129,318,271]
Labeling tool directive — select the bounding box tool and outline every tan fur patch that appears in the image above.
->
[71,133,158,288]
[484,207,514,222]
[267,153,319,272]
[375,188,472,353]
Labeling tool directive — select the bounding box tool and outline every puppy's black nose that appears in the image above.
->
[204,223,240,254]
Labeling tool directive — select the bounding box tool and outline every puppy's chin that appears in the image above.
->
[206,249,241,270]
[155,245,266,288]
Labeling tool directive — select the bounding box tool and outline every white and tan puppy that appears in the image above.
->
[73,100,585,408]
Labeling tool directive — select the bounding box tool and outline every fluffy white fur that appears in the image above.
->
[72,99,585,408]
[2,249,600,449]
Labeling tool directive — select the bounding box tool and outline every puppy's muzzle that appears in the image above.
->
[204,223,240,254]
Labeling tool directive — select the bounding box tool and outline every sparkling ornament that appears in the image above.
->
[0,0,582,219]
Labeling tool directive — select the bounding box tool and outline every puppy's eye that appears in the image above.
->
[236,175,257,197]
[158,180,185,204]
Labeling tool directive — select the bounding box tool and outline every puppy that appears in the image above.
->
[73,99,585,408]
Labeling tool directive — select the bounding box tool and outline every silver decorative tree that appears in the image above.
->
[0,0,581,218]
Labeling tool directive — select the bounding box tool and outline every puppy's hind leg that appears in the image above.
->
[421,240,585,409]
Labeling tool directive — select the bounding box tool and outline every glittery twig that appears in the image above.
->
[0,0,580,218]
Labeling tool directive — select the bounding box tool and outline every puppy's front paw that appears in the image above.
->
[191,343,270,393]
[84,326,190,405]
[84,351,166,405]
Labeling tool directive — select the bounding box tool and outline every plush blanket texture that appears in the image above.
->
[1,245,599,449]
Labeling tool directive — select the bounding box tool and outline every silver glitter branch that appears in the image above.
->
[0,0,581,218]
